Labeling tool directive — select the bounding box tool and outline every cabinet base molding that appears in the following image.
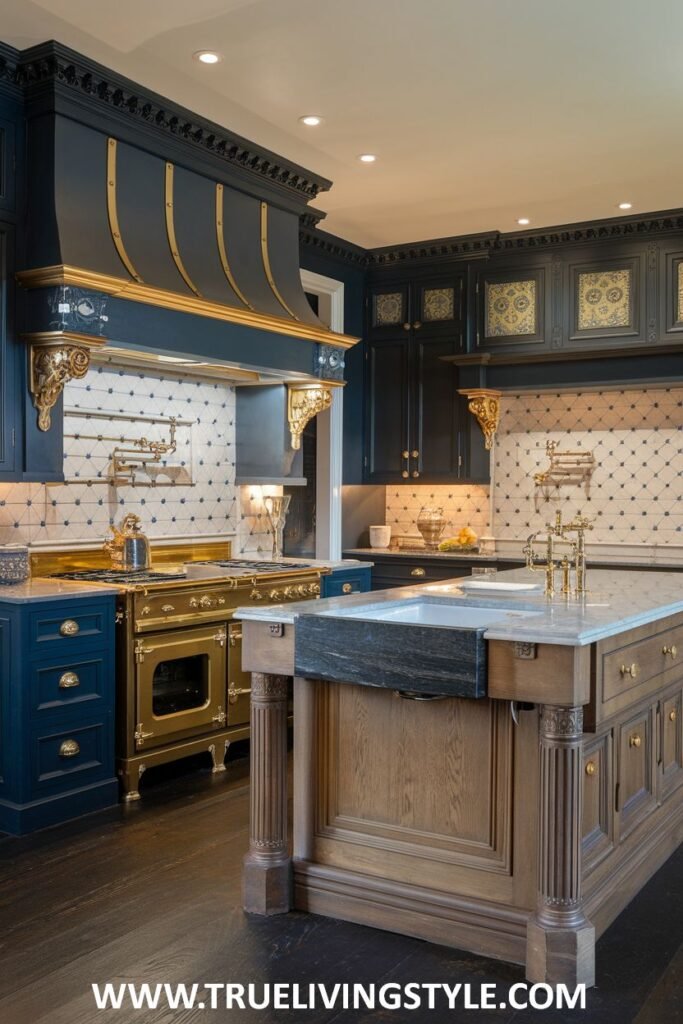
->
[293,861,528,967]
[0,778,119,836]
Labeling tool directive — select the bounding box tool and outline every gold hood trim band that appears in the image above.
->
[215,184,255,310]
[106,139,143,284]
[164,162,201,298]
[260,202,300,321]
[16,265,360,349]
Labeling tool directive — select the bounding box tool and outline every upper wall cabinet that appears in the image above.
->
[368,272,465,341]
[563,246,652,349]
[0,115,17,215]
[472,259,552,353]
[658,241,683,342]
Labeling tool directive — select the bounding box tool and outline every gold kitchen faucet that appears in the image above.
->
[523,510,594,597]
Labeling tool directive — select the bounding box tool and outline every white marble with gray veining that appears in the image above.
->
[0,579,121,603]
[234,567,683,647]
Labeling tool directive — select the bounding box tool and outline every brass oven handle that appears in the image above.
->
[59,739,80,758]
[585,761,597,776]
[669,709,678,723]
[212,706,227,726]
[60,619,80,637]
[620,663,639,679]
[161,603,175,613]
[59,671,80,689]
[629,733,642,749]
[342,582,353,594]
[411,567,426,577]
[662,645,678,659]
[228,686,251,705]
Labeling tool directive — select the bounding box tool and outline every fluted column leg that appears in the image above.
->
[242,673,291,915]
[526,705,595,987]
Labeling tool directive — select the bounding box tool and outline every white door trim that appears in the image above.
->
[300,268,345,560]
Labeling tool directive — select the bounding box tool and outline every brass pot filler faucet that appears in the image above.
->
[523,510,594,597]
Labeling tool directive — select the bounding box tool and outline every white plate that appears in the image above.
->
[457,580,543,592]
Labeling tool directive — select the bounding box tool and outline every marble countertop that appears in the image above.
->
[344,546,683,567]
[0,579,120,603]
[234,567,683,646]
[344,547,505,561]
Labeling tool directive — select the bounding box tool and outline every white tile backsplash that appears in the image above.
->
[0,365,238,548]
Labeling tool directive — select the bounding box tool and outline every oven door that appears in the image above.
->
[134,625,227,751]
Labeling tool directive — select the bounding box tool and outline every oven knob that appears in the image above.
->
[189,597,199,609]
[200,595,216,609]
[296,585,307,597]
[283,587,294,599]
[269,589,282,601]
[250,588,264,601]
[311,583,320,596]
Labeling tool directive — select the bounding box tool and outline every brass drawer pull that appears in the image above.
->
[59,619,80,637]
[58,671,80,689]
[662,645,678,659]
[629,733,642,749]
[412,320,422,330]
[228,686,251,705]
[620,662,639,679]
[411,450,419,458]
[669,709,678,723]
[161,603,175,613]
[402,322,411,331]
[410,567,426,577]
[59,739,80,758]
[342,582,354,594]
[412,470,420,478]
[401,470,409,478]
[585,761,597,776]
[402,450,410,459]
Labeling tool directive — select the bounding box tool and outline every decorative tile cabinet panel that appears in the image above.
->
[658,243,683,339]
[567,252,648,345]
[0,594,118,835]
[367,273,465,340]
[474,263,550,351]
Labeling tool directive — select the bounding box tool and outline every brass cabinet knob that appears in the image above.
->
[59,619,80,637]
[402,322,411,331]
[662,645,678,659]
[342,582,353,594]
[412,470,420,478]
[620,662,639,679]
[401,470,409,478]
[669,709,678,723]
[629,733,642,749]
[402,450,410,459]
[161,604,175,614]
[59,738,80,758]
[58,671,80,689]
[412,320,422,330]
[585,760,597,776]
[411,450,419,458]
[410,567,426,577]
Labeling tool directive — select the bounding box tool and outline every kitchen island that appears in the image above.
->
[235,570,683,987]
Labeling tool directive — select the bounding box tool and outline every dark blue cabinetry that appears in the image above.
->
[0,593,118,835]
[320,564,372,598]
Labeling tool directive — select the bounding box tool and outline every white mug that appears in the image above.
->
[369,525,391,548]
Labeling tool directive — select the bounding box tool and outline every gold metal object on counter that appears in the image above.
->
[287,384,332,449]
[523,509,594,597]
[457,388,501,450]
[533,440,596,507]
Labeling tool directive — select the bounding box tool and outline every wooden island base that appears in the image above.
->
[241,613,683,987]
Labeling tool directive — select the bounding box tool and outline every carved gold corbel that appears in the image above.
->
[287,383,332,449]
[24,332,106,431]
[458,388,501,450]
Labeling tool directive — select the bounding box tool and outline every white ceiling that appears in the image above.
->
[3,0,683,247]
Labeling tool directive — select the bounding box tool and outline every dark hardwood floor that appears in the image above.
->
[0,746,680,1024]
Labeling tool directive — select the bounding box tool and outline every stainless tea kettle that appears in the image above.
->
[103,513,151,571]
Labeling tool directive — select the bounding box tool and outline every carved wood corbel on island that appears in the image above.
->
[235,569,683,986]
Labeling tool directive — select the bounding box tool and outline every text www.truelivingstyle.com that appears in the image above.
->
[92,981,587,1012]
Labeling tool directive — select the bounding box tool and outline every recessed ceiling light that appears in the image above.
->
[358,154,377,163]
[517,217,530,226]
[299,115,323,127]
[193,50,222,64]
[618,202,633,210]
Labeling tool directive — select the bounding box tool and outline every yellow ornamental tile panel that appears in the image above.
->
[577,268,632,331]
[486,280,536,337]
[374,292,403,326]
[423,287,455,321]
[678,263,683,323]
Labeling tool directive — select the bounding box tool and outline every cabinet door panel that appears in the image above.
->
[475,264,548,352]
[582,731,613,874]
[367,282,411,338]
[616,705,656,841]
[0,225,17,477]
[413,274,465,339]
[660,688,683,801]
[412,338,463,481]
[365,338,410,482]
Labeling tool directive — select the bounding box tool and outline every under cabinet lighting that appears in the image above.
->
[517,218,530,226]
[299,115,323,126]
[193,50,223,64]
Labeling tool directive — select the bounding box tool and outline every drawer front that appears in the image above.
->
[29,717,113,798]
[582,731,614,873]
[30,602,112,651]
[597,619,683,721]
[322,573,368,598]
[371,559,479,585]
[30,653,111,716]
[660,688,683,801]
[616,705,657,841]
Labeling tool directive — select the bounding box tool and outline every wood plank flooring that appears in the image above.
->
[0,746,680,1024]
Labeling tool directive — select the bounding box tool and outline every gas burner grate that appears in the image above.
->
[52,568,188,584]
[192,560,314,572]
